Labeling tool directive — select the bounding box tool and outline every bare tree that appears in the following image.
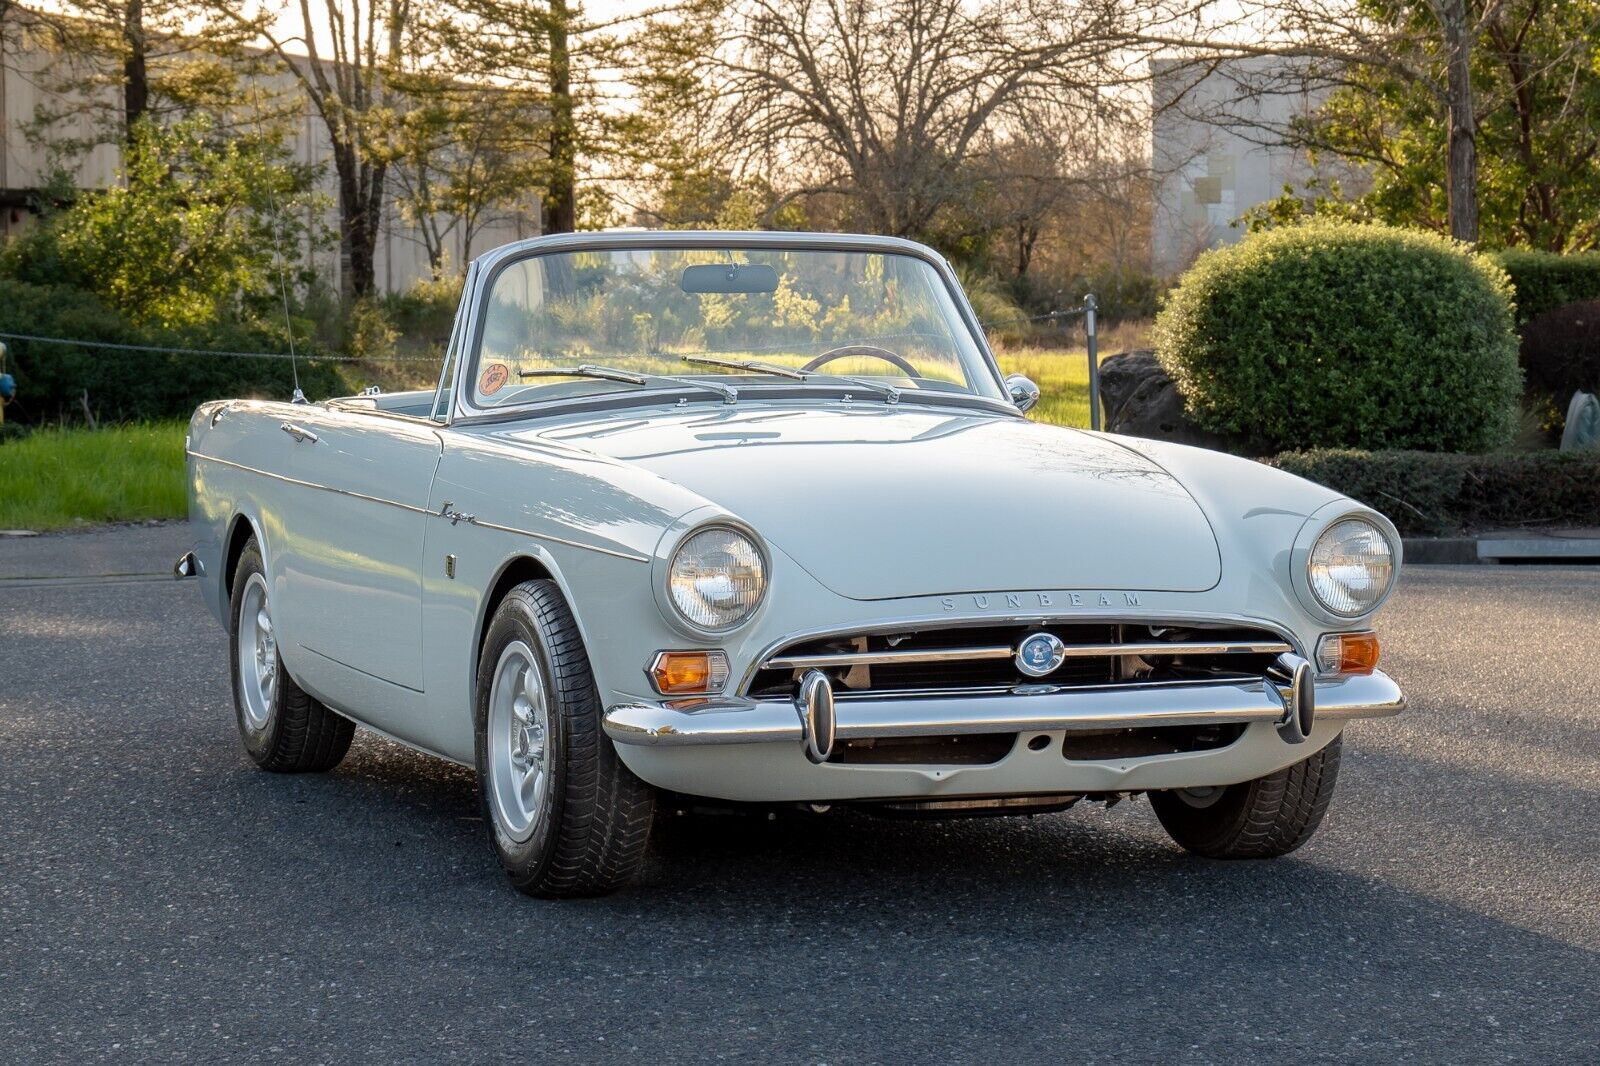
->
[223,0,424,298]
[699,0,1151,239]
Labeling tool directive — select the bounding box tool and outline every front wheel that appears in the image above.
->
[228,539,354,772]
[1150,736,1342,859]
[475,579,655,897]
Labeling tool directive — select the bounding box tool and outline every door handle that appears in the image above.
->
[280,422,319,444]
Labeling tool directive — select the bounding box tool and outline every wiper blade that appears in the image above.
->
[522,363,738,403]
[522,364,646,385]
[678,355,899,404]
[681,354,806,380]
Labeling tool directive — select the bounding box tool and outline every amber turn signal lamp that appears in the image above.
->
[1314,631,1380,675]
[649,650,730,695]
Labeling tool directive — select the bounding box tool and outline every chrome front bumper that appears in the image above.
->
[603,669,1405,748]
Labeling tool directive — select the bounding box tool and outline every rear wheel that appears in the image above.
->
[1151,736,1342,859]
[475,579,655,897]
[228,539,354,772]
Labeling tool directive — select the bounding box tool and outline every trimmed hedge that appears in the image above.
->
[1491,249,1600,324]
[1156,222,1522,455]
[0,281,346,424]
[1268,448,1600,537]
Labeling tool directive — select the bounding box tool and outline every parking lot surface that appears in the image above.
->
[2,525,1597,1063]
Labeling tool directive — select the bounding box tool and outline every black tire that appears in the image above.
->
[1150,736,1342,859]
[475,579,654,898]
[228,539,355,773]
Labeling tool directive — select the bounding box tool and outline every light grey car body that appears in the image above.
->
[184,230,1403,804]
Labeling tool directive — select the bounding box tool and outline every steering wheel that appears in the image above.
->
[801,344,922,378]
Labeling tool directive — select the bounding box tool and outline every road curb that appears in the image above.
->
[1403,534,1600,564]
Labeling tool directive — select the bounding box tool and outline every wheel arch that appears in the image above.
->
[463,547,623,754]
[223,511,264,600]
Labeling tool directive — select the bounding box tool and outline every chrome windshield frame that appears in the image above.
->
[447,230,1013,424]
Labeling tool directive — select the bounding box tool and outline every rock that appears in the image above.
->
[1561,390,1599,451]
[1097,350,1241,452]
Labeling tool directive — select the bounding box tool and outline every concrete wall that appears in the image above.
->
[1151,56,1357,276]
[0,7,539,292]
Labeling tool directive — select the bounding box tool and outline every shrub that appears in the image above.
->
[0,281,346,424]
[1268,448,1600,537]
[1155,222,1521,454]
[1519,300,1600,400]
[1491,249,1600,324]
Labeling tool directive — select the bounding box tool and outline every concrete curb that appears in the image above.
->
[1403,534,1600,564]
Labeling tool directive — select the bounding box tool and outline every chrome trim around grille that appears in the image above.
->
[603,669,1406,747]
[763,639,1293,671]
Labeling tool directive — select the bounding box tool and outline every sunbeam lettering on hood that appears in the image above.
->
[505,406,1222,601]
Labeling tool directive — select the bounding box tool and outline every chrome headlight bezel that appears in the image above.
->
[660,521,769,635]
[1289,504,1401,624]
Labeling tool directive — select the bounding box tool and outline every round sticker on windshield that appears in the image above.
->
[479,363,509,396]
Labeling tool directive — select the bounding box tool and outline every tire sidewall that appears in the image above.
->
[475,592,569,880]
[228,544,286,763]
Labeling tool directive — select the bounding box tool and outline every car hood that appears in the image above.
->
[509,405,1221,601]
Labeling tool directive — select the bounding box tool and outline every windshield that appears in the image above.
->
[466,245,1004,410]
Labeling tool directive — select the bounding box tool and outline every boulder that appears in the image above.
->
[1097,349,1241,452]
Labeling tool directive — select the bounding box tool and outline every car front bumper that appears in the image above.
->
[602,670,1404,803]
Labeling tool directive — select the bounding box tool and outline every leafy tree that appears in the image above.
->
[1304,0,1600,250]
[3,115,325,328]
[16,0,262,151]
[387,76,544,276]
[1203,0,1600,246]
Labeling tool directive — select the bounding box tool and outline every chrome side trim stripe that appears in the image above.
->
[186,450,648,563]
[763,639,1293,671]
[465,515,648,562]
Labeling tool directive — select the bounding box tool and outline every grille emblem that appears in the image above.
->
[1015,632,1066,677]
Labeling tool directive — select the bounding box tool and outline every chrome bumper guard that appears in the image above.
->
[603,668,1405,749]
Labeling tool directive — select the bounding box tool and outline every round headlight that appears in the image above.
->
[1307,518,1394,617]
[668,526,766,630]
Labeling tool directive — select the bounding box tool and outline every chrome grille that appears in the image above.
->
[747,621,1293,699]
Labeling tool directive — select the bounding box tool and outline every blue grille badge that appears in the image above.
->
[1015,632,1067,678]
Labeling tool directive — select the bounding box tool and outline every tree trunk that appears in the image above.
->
[544,0,576,234]
[121,0,148,140]
[1440,0,1479,243]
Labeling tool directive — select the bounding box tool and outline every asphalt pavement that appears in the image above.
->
[1,525,1596,1063]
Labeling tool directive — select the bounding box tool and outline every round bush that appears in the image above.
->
[1154,222,1522,454]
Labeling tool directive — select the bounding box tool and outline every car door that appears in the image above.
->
[270,405,442,707]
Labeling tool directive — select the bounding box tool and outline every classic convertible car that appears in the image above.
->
[180,230,1404,897]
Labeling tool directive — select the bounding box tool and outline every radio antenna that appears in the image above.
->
[255,80,305,404]
[270,198,305,405]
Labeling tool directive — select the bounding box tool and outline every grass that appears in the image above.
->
[0,422,188,531]
[0,323,1150,529]
[997,348,1092,428]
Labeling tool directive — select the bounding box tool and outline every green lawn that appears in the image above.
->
[996,348,1093,429]
[0,422,188,531]
[0,351,1105,530]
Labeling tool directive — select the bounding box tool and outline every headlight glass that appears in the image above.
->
[668,527,766,630]
[1308,518,1393,616]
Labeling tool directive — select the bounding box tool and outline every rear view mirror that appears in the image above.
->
[680,263,779,294]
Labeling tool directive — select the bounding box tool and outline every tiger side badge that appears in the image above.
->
[479,363,509,395]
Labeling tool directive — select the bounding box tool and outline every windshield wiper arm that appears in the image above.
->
[678,355,899,404]
[522,364,738,403]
